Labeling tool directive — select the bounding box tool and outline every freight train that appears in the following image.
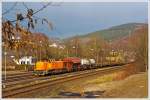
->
[33,57,96,75]
[33,56,126,76]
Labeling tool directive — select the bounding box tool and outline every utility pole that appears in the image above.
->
[67,48,69,57]
[4,45,7,81]
[90,48,94,58]
[94,38,98,63]
[109,40,112,65]
[101,49,104,67]
[40,41,42,61]
[73,36,79,57]
[75,43,78,57]
[3,43,7,88]
[72,46,76,57]
[75,36,78,57]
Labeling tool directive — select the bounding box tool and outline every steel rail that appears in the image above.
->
[2,66,123,98]
[3,66,113,88]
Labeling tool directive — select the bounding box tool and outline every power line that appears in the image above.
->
[22,2,29,10]
[33,2,52,14]
[2,2,18,15]
[53,27,65,37]
[9,2,52,23]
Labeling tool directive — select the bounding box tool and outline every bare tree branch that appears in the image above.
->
[9,2,52,22]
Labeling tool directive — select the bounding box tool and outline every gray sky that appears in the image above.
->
[2,2,148,38]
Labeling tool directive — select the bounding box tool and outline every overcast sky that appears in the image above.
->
[2,2,148,38]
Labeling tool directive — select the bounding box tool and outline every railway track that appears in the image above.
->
[2,72,34,83]
[2,64,121,85]
[2,65,124,98]
[3,67,104,88]
[2,63,128,83]
[2,76,36,83]
[2,71,33,78]
[3,68,95,85]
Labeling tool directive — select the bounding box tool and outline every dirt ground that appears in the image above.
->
[53,72,148,98]
[2,70,29,75]
[7,67,148,98]
[84,72,148,98]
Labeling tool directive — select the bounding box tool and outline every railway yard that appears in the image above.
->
[2,63,148,98]
[2,1,148,99]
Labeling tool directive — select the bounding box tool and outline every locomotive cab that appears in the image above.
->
[33,61,52,76]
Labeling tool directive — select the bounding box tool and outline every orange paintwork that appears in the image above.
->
[51,61,65,69]
[47,62,52,70]
[34,57,81,72]
[35,61,66,71]
[35,61,49,71]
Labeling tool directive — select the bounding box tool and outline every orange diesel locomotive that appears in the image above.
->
[33,57,81,75]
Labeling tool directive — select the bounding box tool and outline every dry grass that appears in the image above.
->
[86,74,114,84]
[86,62,144,84]
[113,62,144,81]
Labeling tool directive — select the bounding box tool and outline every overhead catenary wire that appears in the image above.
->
[9,2,52,23]
[3,2,65,38]
[22,2,29,10]
[2,2,18,15]
[53,27,65,38]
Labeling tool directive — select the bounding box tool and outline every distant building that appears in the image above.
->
[49,43,65,49]
[18,56,36,65]
[49,43,58,48]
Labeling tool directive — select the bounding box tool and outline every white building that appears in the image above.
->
[49,43,65,49]
[18,56,36,65]
[49,43,58,48]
